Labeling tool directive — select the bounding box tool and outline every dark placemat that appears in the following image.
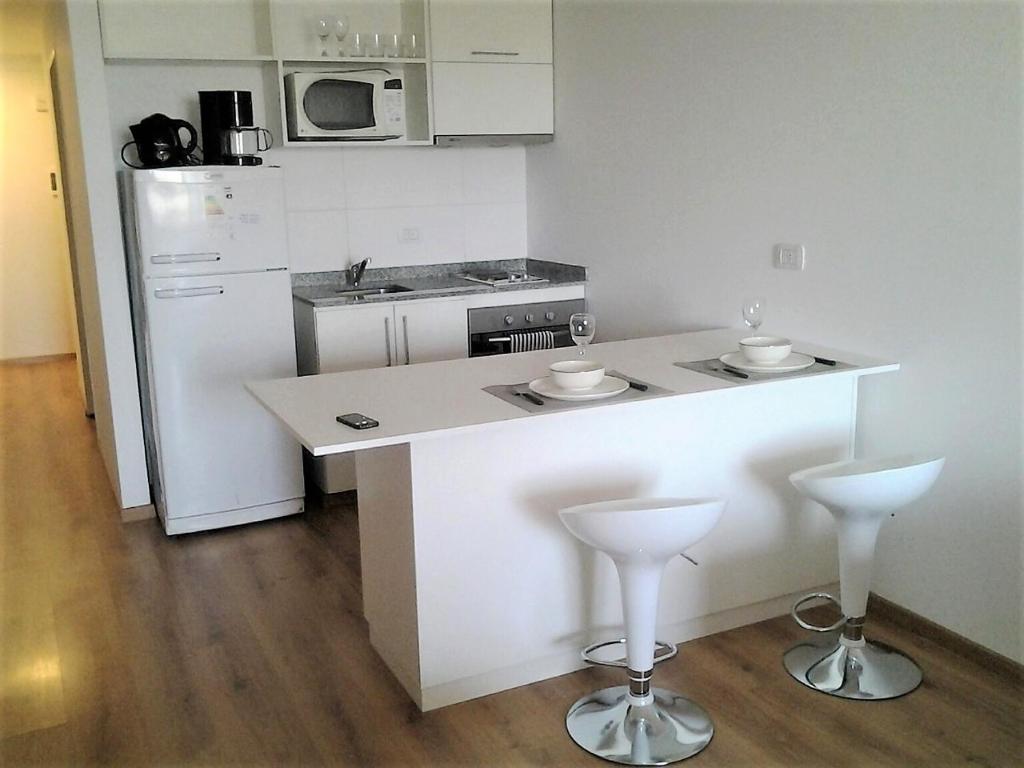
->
[484,370,674,413]
[675,356,855,384]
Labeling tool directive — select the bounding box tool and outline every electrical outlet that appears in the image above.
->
[774,243,805,270]
[399,227,421,242]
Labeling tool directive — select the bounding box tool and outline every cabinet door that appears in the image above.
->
[316,305,397,373]
[429,0,552,63]
[98,0,272,59]
[432,62,553,136]
[395,299,469,364]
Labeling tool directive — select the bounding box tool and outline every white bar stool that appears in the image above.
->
[559,497,725,765]
[784,455,945,700]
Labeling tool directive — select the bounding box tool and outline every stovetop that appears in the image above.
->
[459,269,549,287]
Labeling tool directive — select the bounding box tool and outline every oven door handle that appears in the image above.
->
[486,329,570,344]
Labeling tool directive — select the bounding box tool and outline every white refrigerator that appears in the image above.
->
[121,167,304,535]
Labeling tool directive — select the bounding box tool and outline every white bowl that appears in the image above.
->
[549,360,606,390]
[739,336,792,364]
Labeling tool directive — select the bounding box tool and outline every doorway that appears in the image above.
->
[48,55,93,415]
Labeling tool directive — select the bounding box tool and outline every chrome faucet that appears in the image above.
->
[348,257,371,287]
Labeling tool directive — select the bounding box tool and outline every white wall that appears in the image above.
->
[0,2,76,360]
[45,0,151,509]
[103,62,528,274]
[527,0,1022,661]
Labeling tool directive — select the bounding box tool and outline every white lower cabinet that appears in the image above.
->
[316,303,399,372]
[394,299,468,364]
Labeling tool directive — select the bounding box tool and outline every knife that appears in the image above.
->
[712,363,749,379]
[813,356,837,366]
[512,385,544,406]
[624,378,649,391]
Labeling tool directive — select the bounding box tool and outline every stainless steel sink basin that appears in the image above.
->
[334,283,413,298]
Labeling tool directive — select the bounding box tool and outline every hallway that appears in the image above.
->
[1,359,1021,766]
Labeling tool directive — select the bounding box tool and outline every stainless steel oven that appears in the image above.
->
[468,298,585,357]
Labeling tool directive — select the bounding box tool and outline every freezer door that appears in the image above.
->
[133,167,288,278]
[142,270,303,521]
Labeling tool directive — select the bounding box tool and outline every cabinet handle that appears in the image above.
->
[471,50,520,56]
[154,286,223,299]
[151,252,221,264]
[384,316,392,367]
[402,315,410,365]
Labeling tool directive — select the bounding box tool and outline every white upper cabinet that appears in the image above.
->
[428,0,553,64]
[98,0,274,60]
[432,63,553,136]
[428,0,553,139]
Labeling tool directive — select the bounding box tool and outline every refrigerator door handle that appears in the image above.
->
[151,252,222,264]
[154,286,224,299]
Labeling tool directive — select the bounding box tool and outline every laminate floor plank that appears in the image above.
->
[1,359,1020,767]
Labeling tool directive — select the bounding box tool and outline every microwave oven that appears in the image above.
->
[284,71,406,141]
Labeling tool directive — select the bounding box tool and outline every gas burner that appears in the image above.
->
[458,270,549,287]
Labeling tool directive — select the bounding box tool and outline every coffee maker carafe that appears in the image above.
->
[199,90,272,166]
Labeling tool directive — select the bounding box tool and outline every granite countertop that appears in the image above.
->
[291,258,587,307]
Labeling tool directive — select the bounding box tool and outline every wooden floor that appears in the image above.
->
[1,358,1021,767]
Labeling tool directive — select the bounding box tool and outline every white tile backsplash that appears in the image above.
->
[279,151,346,212]
[279,146,527,272]
[347,206,466,267]
[343,147,465,209]
[464,203,528,262]
[286,210,349,273]
[462,147,526,204]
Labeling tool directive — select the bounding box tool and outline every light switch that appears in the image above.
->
[774,243,805,270]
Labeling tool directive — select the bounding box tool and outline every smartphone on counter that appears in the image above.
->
[336,413,379,430]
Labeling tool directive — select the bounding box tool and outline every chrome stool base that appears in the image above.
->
[783,632,923,700]
[565,685,714,765]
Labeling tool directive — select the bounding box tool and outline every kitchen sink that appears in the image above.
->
[334,283,414,298]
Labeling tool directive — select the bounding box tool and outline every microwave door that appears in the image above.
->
[305,79,377,135]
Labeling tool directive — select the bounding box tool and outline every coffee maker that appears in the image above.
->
[199,90,272,166]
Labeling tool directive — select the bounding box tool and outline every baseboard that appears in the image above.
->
[868,593,1023,681]
[417,582,840,711]
[0,353,76,366]
[120,503,156,523]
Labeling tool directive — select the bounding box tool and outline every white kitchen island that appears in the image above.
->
[248,329,897,711]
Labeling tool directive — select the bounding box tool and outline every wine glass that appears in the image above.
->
[314,19,330,56]
[569,313,596,357]
[334,17,349,56]
[742,297,765,334]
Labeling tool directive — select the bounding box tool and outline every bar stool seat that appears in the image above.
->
[784,454,945,700]
[559,497,725,765]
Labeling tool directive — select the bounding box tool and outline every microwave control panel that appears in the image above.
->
[383,79,405,130]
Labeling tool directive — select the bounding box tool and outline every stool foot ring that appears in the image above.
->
[783,634,923,700]
[565,686,713,765]
[791,592,846,633]
[582,639,678,668]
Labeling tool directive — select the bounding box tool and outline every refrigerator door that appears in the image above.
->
[132,166,288,278]
[142,269,303,522]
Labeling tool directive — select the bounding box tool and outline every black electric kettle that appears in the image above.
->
[123,113,200,168]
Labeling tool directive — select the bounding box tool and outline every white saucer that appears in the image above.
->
[719,351,815,373]
[529,375,630,401]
